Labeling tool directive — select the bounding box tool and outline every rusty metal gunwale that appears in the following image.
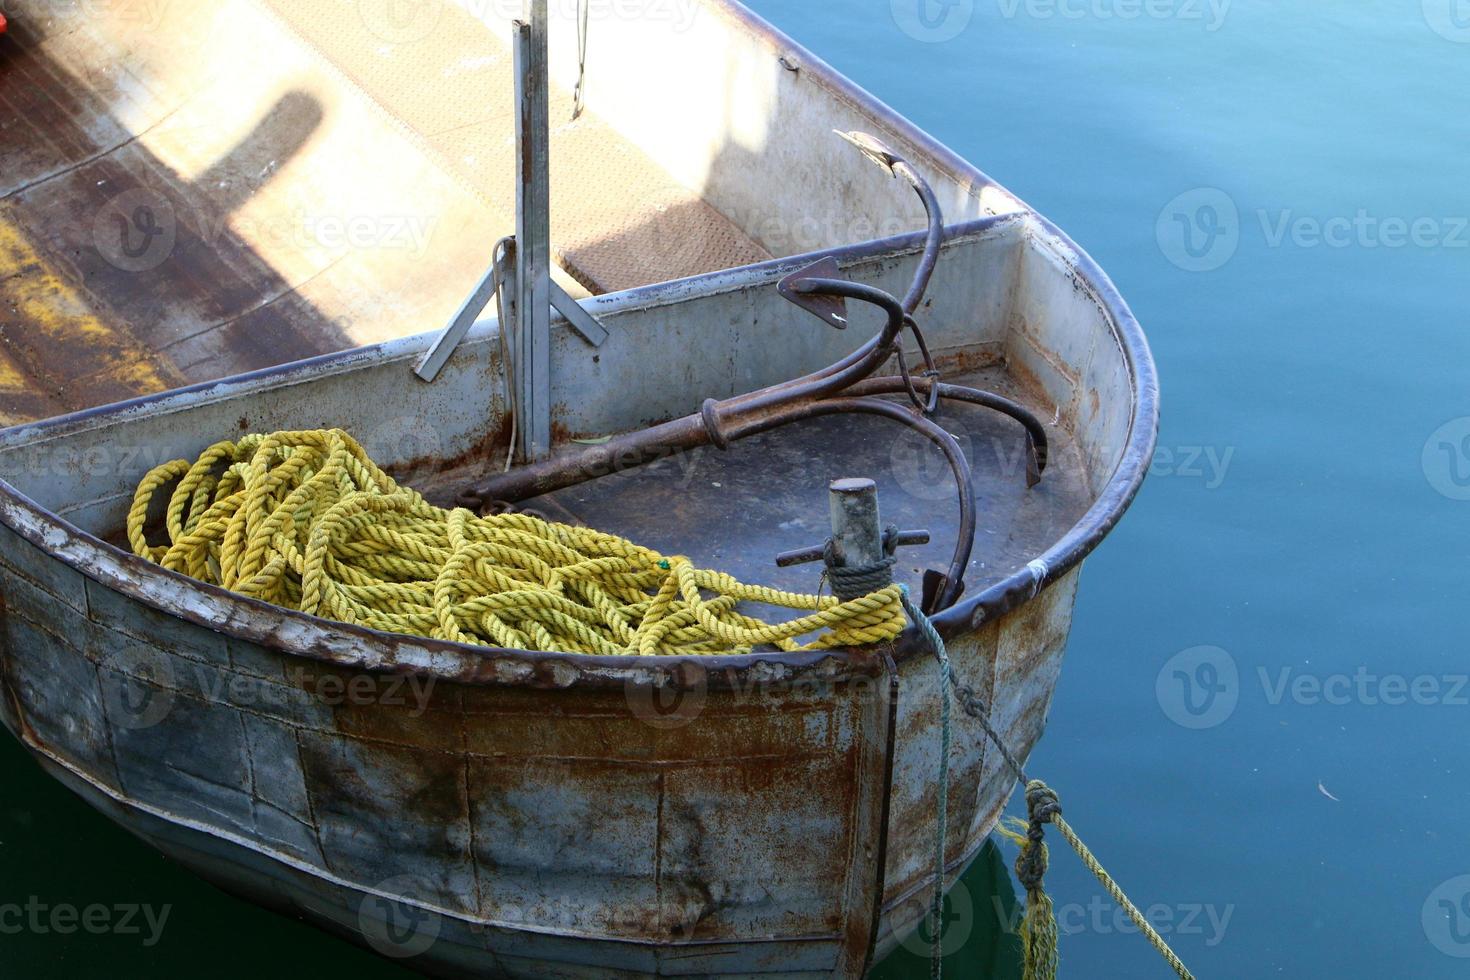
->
[0,3,1156,686]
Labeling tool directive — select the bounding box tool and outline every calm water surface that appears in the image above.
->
[5,2,1469,977]
[743,1,1470,977]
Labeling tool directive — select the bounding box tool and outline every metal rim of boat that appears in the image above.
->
[0,5,1158,691]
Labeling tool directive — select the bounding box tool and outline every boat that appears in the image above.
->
[0,1,1157,976]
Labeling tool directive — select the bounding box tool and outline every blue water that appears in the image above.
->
[741,1,1470,976]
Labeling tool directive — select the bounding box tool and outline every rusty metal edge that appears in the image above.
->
[857,652,902,974]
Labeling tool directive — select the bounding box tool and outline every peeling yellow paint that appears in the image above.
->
[0,206,182,422]
[0,347,28,390]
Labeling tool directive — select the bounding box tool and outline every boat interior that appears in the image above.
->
[0,0,1131,617]
[0,222,1122,612]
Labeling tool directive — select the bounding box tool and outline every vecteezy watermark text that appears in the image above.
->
[1158,646,1470,729]
[994,895,1234,947]
[890,0,1228,41]
[1158,187,1469,272]
[105,653,440,731]
[996,0,1229,30]
[93,190,439,274]
[0,899,171,947]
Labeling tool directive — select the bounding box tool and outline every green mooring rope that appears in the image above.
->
[897,586,953,980]
[898,587,1196,980]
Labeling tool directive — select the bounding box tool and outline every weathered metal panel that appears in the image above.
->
[879,620,1000,905]
[973,567,1081,838]
[1078,321,1138,498]
[85,574,230,667]
[1007,232,1140,496]
[0,537,117,789]
[0,515,89,612]
[6,606,115,781]
[299,728,481,913]
[872,566,1080,957]
[1,573,894,976]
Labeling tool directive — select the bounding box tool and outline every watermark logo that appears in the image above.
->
[1424,875,1470,957]
[996,0,1231,31]
[1156,188,1239,273]
[94,190,177,274]
[0,898,171,947]
[358,876,442,959]
[1156,645,1238,729]
[1424,0,1470,42]
[624,664,708,730]
[366,416,448,490]
[891,0,976,42]
[1423,417,1470,501]
[994,895,1234,946]
[101,648,177,731]
[1160,646,1470,730]
[358,0,446,44]
[1160,188,1468,271]
[891,428,976,501]
[894,879,975,957]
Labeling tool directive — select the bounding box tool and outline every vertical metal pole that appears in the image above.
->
[828,478,883,569]
[514,1,552,461]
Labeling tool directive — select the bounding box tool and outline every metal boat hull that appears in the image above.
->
[0,504,1080,977]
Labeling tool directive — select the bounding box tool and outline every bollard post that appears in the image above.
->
[827,478,884,571]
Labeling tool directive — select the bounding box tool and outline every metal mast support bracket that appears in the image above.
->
[413,246,606,386]
[414,0,607,452]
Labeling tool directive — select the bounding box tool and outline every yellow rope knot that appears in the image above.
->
[127,429,907,656]
[997,780,1062,980]
[997,779,1196,980]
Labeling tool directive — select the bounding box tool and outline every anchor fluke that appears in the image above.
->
[778,256,850,330]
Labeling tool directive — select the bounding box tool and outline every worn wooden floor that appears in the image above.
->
[0,0,769,426]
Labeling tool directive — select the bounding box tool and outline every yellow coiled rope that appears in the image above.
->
[126,429,906,655]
